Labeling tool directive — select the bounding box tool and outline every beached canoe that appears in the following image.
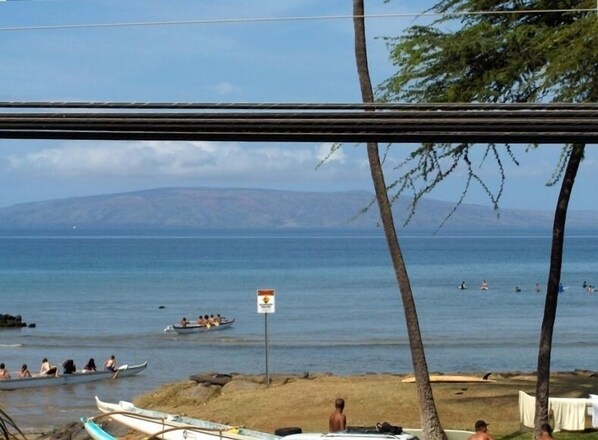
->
[82,417,117,440]
[94,398,422,440]
[0,362,148,390]
[95,396,280,440]
[164,318,235,334]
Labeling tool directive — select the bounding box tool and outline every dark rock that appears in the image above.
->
[44,421,88,440]
[0,314,27,328]
[189,372,233,386]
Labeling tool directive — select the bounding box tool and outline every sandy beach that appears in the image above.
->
[127,370,598,438]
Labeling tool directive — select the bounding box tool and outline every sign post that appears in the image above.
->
[257,289,275,387]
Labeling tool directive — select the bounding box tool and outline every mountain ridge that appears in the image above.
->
[0,187,596,230]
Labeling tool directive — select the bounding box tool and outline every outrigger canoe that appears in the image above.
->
[164,318,235,334]
[82,417,117,440]
[93,398,421,440]
[94,396,280,440]
[0,362,148,390]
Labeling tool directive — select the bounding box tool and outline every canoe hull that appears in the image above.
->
[82,418,118,440]
[167,319,235,334]
[95,396,279,440]
[0,362,148,390]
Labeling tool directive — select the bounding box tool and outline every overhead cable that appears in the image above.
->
[0,8,595,32]
[0,102,596,144]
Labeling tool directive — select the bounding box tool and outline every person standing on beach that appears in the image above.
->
[329,398,346,432]
[467,420,494,440]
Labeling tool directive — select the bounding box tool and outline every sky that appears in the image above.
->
[0,0,595,211]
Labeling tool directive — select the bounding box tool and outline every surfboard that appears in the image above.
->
[401,374,495,383]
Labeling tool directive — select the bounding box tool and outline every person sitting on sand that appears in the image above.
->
[328,398,347,433]
[467,420,494,440]
[104,354,117,372]
[0,363,10,380]
[19,364,32,378]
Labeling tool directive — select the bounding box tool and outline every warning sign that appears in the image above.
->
[257,289,276,314]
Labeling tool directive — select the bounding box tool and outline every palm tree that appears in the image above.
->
[0,406,26,440]
[534,144,584,438]
[352,1,446,439]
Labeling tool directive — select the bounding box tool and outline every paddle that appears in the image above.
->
[112,364,127,380]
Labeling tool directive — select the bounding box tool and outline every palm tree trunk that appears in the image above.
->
[352,2,446,439]
[533,144,584,439]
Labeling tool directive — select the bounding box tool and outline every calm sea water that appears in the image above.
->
[0,227,597,429]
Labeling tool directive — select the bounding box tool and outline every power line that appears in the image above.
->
[0,102,596,144]
[0,8,594,32]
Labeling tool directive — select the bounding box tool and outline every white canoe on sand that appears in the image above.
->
[95,396,280,440]
[0,362,148,390]
[93,398,424,440]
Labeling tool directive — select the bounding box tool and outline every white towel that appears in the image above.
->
[549,397,587,431]
[589,394,598,427]
[519,391,536,428]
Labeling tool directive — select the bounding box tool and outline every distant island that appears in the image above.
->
[0,187,596,231]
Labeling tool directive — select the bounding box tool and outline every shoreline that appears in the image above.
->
[130,370,598,437]
[10,370,598,438]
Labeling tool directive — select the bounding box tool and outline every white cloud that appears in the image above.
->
[316,143,346,163]
[211,82,236,95]
[4,141,370,189]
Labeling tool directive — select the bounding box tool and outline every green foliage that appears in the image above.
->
[381,0,596,103]
[376,0,595,220]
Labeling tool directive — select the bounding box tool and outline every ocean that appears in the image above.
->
[0,227,597,430]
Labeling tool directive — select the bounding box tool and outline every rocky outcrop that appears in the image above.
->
[183,372,315,404]
[34,421,88,440]
[189,372,312,387]
[189,372,233,386]
[0,314,27,328]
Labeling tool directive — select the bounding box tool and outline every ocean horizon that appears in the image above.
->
[0,227,597,430]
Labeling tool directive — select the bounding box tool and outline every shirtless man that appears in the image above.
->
[40,358,51,375]
[104,354,117,372]
[467,420,494,440]
[19,364,32,378]
[0,363,10,380]
[328,398,346,433]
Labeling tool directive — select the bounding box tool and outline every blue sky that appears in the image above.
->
[0,0,595,211]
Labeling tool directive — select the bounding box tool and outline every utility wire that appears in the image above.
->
[0,8,594,32]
